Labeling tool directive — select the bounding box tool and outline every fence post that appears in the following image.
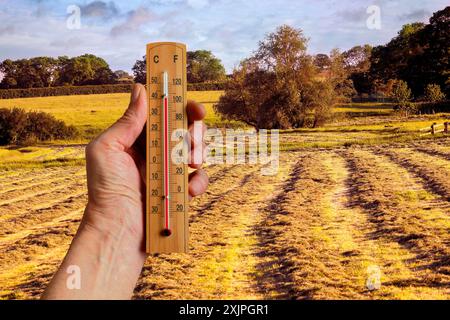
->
[445,122,449,134]
[431,123,436,135]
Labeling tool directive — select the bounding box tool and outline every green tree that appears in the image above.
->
[370,6,449,97]
[0,57,58,88]
[132,56,147,84]
[1,55,116,88]
[132,51,227,84]
[343,45,372,94]
[187,50,226,83]
[56,54,115,86]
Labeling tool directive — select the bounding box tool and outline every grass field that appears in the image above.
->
[0,91,449,299]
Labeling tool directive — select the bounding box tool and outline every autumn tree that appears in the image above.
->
[370,6,449,97]
[391,80,417,116]
[424,84,446,103]
[215,25,352,129]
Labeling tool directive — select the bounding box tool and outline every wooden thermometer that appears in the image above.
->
[146,42,189,253]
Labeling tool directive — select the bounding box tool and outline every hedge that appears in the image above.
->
[0,84,133,99]
[417,100,450,114]
[0,82,226,99]
[187,82,226,91]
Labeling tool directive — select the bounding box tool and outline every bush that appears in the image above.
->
[393,102,419,116]
[424,84,446,103]
[0,108,78,145]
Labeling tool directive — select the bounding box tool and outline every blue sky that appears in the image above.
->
[0,0,448,73]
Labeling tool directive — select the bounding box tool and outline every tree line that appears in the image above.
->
[329,6,449,100]
[0,50,227,89]
[0,54,118,89]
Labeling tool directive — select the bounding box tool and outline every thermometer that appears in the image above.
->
[146,42,189,253]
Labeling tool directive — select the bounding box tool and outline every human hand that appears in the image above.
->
[42,84,208,299]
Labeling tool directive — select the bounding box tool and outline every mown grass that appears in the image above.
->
[0,146,85,171]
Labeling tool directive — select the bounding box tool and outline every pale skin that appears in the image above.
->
[42,84,208,299]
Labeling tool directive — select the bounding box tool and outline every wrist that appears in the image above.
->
[82,200,144,241]
[42,204,147,299]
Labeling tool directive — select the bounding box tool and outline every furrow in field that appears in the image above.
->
[0,168,85,200]
[0,174,86,208]
[0,236,77,299]
[413,144,450,162]
[0,166,75,186]
[134,154,296,300]
[0,199,84,299]
[345,149,450,297]
[254,152,374,299]
[189,165,243,224]
[0,208,82,270]
[378,147,450,201]
[0,194,86,247]
[0,186,87,237]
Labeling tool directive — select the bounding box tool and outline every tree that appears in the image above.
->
[424,84,446,103]
[114,70,131,79]
[132,56,146,84]
[343,45,372,72]
[328,49,356,101]
[370,6,450,97]
[56,54,116,86]
[215,25,350,129]
[370,22,426,94]
[0,57,58,88]
[314,54,331,71]
[391,80,416,116]
[132,50,227,84]
[187,50,226,83]
[343,45,372,94]
[0,54,116,88]
[410,7,450,97]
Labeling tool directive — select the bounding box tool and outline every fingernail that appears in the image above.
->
[131,85,141,103]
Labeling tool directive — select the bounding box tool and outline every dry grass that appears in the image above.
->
[1,91,450,300]
[1,138,450,299]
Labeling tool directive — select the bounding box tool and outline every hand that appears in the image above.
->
[42,84,208,299]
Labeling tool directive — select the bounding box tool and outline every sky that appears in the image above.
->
[0,0,448,73]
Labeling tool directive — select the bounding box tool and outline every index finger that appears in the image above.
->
[186,100,206,124]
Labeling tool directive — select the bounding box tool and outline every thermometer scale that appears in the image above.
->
[146,42,189,253]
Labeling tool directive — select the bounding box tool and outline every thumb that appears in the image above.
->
[99,84,148,149]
